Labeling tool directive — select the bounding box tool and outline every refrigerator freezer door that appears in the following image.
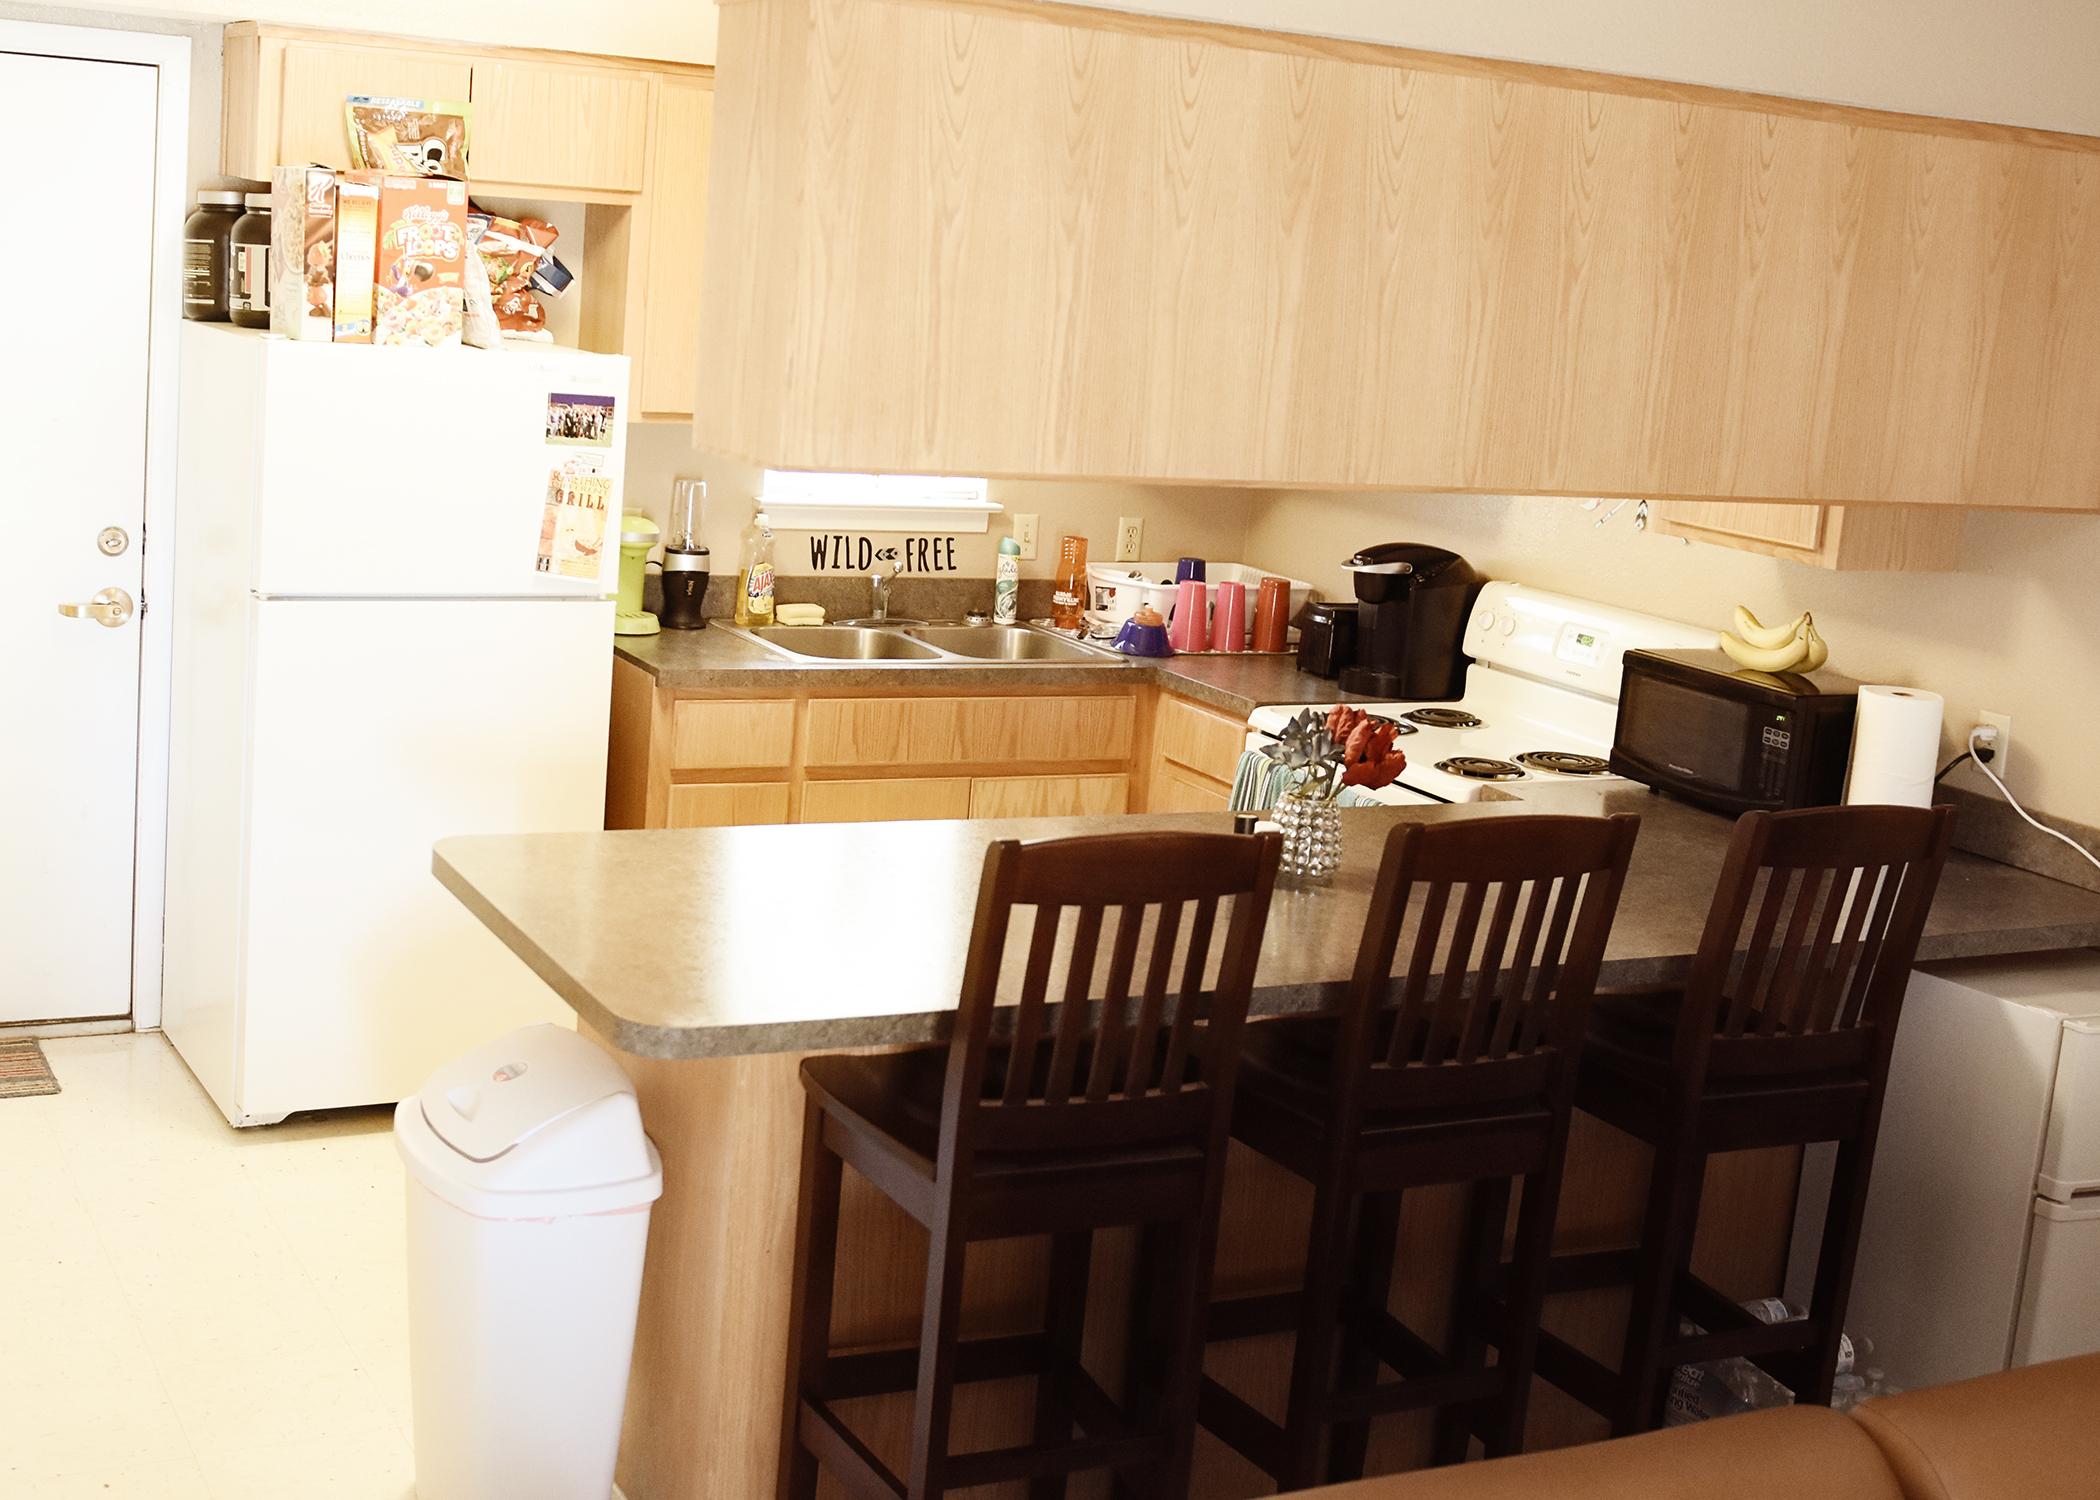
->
[233,598,612,1121]
[2012,1196,2100,1367]
[250,339,628,599]
[2040,1020,2100,1201]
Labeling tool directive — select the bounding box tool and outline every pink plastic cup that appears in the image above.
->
[1210,581,1248,652]
[1170,579,1210,652]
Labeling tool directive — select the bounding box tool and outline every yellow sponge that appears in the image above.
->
[774,603,826,626]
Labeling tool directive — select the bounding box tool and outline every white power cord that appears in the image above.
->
[1967,727,2100,876]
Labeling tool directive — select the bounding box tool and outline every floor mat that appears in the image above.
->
[0,1038,60,1098]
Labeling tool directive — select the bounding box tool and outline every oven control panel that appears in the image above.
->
[1464,581,1721,696]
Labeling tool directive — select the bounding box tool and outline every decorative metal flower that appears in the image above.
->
[1258,708,1345,801]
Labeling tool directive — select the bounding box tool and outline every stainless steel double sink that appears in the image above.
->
[715,618,1130,666]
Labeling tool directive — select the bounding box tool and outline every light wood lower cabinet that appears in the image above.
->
[1149,763,1233,814]
[967,774,1129,820]
[800,778,972,824]
[667,781,790,829]
[669,699,796,771]
[805,694,1135,769]
[1146,691,1246,812]
[1650,501,1966,571]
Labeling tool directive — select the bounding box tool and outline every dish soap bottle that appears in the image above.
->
[735,508,775,627]
[994,535,1021,624]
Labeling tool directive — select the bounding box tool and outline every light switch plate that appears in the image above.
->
[1115,516,1144,562]
[1013,513,1039,561]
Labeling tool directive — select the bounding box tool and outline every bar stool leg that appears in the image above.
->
[1433,1177,1510,1465]
[906,1217,971,1500]
[1150,1214,1225,1500]
[1801,1131,1876,1406]
[1487,1160,1568,1458]
[1029,1231,1093,1500]
[778,1098,844,1500]
[1278,1183,1353,1490]
[1614,1132,1707,1436]
[1327,1191,1401,1483]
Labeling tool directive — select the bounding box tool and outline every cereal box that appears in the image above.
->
[373,175,467,347]
[269,165,336,342]
[332,171,381,344]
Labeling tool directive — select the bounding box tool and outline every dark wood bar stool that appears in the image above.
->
[1536,803,1956,1436]
[777,829,1281,1500]
[1198,813,1641,1490]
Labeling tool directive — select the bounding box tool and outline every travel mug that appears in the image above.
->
[1211,581,1248,652]
[1253,577,1290,652]
[1170,579,1210,652]
[1174,557,1207,584]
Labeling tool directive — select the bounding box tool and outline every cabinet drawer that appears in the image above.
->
[805,695,1135,768]
[272,43,474,173]
[469,61,649,191]
[1156,694,1247,784]
[800,778,971,825]
[670,700,796,770]
[968,775,1129,820]
[1151,763,1232,814]
[667,781,790,829]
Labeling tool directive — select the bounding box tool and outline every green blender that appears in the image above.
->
[615,513,661,636]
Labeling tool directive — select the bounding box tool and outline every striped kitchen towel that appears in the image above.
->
[1229,751,1383,813]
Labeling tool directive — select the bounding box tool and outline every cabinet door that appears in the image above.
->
[637,77,713,416]
[968,775,1129,820]
[1150,763,1231,814]
[667,781,790,829]
[800,778,972,824]
[269,43,474,174]
[669,699,796,771]
[1155,694,1247,785]
[1655,501,1827,556]
[469,61,649,191]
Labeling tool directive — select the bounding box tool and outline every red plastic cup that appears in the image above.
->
[1211,581,1248,652]
[1170,579,1210,652]
[1253,577,1290,652]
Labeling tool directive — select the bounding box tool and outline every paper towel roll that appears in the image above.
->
[1845,685,1945,808]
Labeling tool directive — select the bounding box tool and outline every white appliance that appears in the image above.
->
[1841,951,2100,1389]
[1244,582,1720,806]
[162,325,625,1125]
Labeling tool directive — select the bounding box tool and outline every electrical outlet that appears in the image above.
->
[1013,513,1039,562]
[1976,709,2013,775]
[1114,515,1144,562]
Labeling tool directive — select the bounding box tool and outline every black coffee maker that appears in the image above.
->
[1336,543,1480,700]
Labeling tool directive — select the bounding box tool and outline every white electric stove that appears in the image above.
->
[1245,582,1720,807]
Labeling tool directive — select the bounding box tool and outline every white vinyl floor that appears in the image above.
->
[0,1032,416,1498]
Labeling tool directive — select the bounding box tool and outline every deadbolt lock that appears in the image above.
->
[97,527,130,556]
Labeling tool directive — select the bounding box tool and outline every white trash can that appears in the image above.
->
[394,1023,664,1500]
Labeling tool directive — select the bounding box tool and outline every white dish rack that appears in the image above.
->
[1086,560,1313,646]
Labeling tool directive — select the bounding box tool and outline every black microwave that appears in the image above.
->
[1610,649,1860,816]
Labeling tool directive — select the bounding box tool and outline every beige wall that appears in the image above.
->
[1242,491,2100,827]
[624,423,1255,584]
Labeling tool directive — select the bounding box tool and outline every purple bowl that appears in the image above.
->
[1113,617,1174,657]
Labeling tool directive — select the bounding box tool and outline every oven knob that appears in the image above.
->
[1499,617,1517,636]
[1477,610,1498,632]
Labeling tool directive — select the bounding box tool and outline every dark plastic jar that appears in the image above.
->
[228,193,273,329]
[182,189,244,321]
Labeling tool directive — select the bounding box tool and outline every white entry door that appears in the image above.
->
[0,48,159,1023]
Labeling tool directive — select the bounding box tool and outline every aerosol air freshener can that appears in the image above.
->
[994,535,1021,624]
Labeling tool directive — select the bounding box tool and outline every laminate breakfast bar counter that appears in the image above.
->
[433,787,2100,1500]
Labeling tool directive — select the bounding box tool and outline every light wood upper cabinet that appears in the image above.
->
[467,61,649,192]
[225,37,474,177]
[637,78,714,417]
[1650,502,1966,571]
[700,0,2100,510]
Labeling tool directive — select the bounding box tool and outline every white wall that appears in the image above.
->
[18,0,712,61]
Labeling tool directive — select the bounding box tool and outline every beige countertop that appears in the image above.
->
[614,627,1360,718]
[434,782,2100,1060]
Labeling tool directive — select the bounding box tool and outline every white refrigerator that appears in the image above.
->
[1842,950,2100,1388]
[163,325,624,1125]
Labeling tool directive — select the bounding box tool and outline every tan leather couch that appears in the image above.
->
[1302,1354,2100,1500]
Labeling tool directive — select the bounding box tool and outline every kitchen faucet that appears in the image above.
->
[870,561,898,621]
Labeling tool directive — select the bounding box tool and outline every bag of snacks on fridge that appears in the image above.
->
[467,210,558,337]
[345,95,470,177]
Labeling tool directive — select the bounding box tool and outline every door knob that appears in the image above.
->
[57,587,134,628]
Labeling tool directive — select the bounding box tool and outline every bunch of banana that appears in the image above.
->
[1720,606,1830,673]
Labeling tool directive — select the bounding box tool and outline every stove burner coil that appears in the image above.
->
[1436,756,1525,782]
[1404,707,1484,730]
[1514,751,1612,777]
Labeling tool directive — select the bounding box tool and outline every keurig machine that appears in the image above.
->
[1336,543,1480,700]
[658,477,712,629]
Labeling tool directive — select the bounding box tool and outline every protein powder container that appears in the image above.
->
[228,193,273,329]
[182,189,244,321]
